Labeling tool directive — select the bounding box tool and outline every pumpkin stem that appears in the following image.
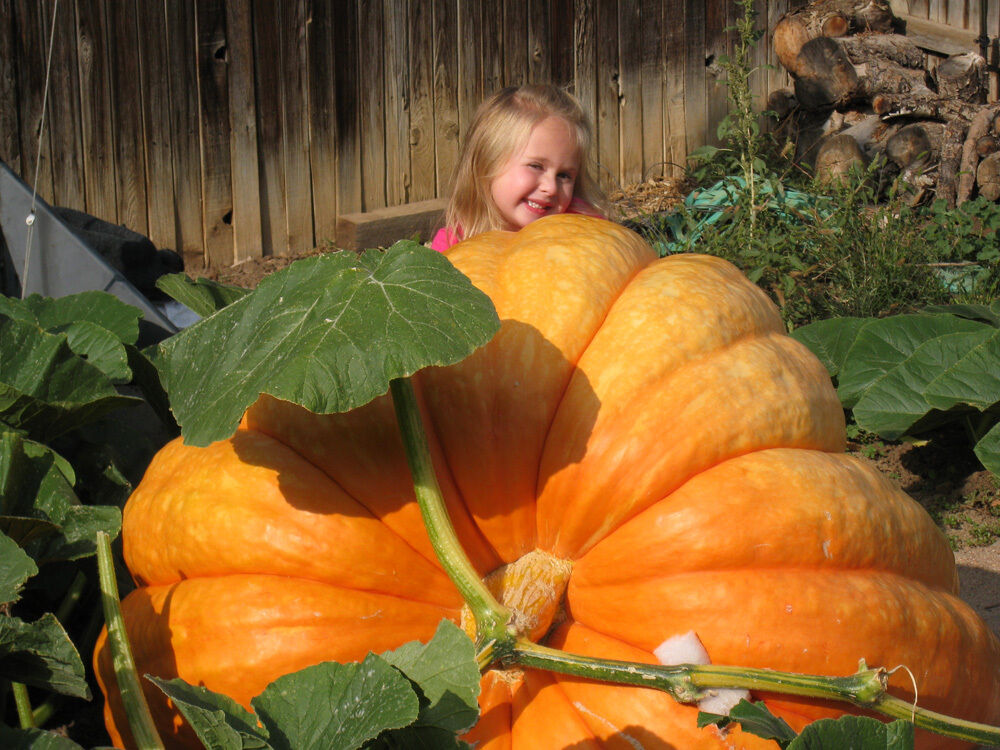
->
[511,640,1000,746]
[96,531,165,750]
[389,378,514,651]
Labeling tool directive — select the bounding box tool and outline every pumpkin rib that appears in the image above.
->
[120,431,464,607]
[421,217,657,562]
[537,333,846,559]
[239,418,452,571]
[527,256,655,507]
[242,394,503,575]
[572,449,958,593]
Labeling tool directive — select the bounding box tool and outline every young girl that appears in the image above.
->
[430,84,607,252]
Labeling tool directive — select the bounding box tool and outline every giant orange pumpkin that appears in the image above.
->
[95,215,1000,749]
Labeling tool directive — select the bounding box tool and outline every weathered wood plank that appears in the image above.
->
[336,197,446,251]
[705,0,729,147]
[196,0,234,267]
[278,0,311,254]
[619,0,644,185]
[434,0,460,196]
[252,0,285,255]
[225,0,262,261]
[306,0,338,246]
[684,0,708,154]
[901,14,978,55]
[482,0,502,93]
[359,0,386,210]
[596,0,620,188]
[574,0,599,181]
[409,0,436,201]
[334,0,362,215]
[384,0,411,206]
[638,0,664,180]
[165,0,204,260]
[664,0,686,176]
[14,0,53,204]
[527,0,550,83]
[946,0,965,29]
[504,0,528,85]
[550,0,574,87]
[107,0,148,236]
[136,0,177,253]
[907,0,931,20]
[46,0,86,212]
[0,0,21,172]
[456,0,482,145]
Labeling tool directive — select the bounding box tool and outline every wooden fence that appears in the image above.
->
[1,0,988,269]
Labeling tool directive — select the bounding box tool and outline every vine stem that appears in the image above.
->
[96,531,165,750]
[389,378,513,649]
[12,682,35,729]
[513,641,1000,746]
[389,375,1000,745]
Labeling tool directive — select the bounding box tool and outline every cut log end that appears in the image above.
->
[815,132,868,185]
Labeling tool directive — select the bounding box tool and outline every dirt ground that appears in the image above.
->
[852,429,1000,638]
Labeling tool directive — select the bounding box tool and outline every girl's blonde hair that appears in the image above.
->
[444,84,606,239]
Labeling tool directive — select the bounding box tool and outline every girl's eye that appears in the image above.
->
[558,172,573,182]
[528,163,543,171]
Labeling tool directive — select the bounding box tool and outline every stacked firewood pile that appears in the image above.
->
[770,0,998,206]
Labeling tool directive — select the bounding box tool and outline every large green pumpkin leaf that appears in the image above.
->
[155,273,251,318]
[0,430,121,562]
[698,699,796,745]
[0,313,140,441]
[0,532,37,605]
[0,290,140,344]
[835,314,989,408]
[852,328,997,439]
[65,320,132,382]
[788,716,913,749]
[0,612,90,698]
[148,677,272,750]
[921,327,1000,411]
[251,653,419,750]
[381,620,479,735]
[0,725,87,749]
[161,242,500,447]
[790,317,869,379]
[976,421,1000,476]
[923,300,1000,327]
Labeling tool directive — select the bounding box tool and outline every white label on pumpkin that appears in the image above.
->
[653,630,751,716]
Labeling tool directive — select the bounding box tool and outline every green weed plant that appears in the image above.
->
[624,0,997,331]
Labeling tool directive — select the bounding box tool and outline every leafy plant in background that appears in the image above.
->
[0,290,177,743]
[914,196,1000,300]
[792,301,1000,478]
[651,161,953,329]
[621,0,953,331]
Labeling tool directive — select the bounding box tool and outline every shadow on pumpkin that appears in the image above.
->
[236,320,600,561]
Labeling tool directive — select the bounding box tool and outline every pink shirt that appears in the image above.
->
[430,198,603,253]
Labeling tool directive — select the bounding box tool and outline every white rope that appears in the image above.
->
[21,0,60,298]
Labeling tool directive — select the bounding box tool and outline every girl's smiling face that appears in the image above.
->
[489,116,580,231]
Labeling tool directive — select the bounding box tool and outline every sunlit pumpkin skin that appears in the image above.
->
[95,215,1000,749]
